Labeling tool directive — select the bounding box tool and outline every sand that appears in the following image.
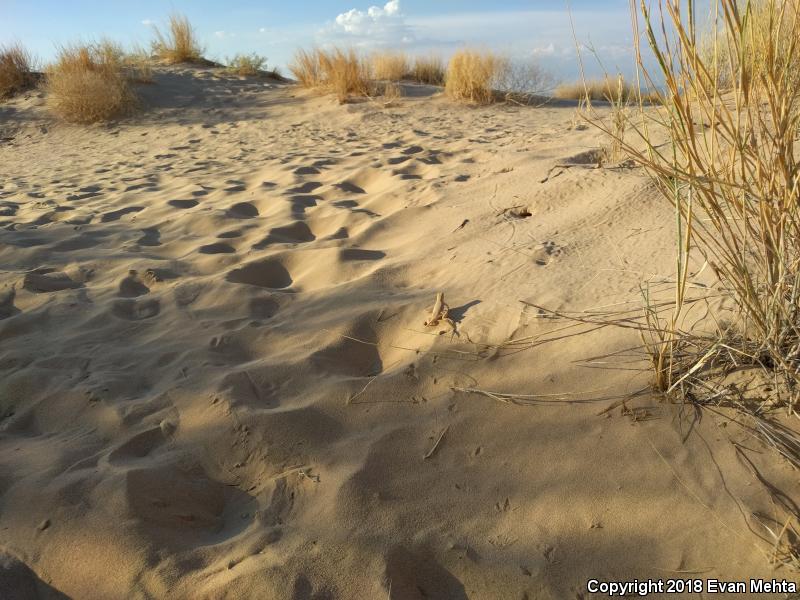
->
[0,65,798,599]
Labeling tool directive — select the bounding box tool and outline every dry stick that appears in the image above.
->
[423,425,449,460]
[451,385,647,407]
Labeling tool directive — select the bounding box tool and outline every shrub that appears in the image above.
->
[554,77,646,102]
[0,44,34,99]
[371,52,409,81]
[411,55,445,85]
[123,45,154,83]
[587,0,800,406]
[152,13,204,64]
[290,48,372,103]
[290,48,323,88]
[445,50,508,104]
[494,60,553,104]
[231,54,262,76]
[226,53,268,76]
[46,42,137,123]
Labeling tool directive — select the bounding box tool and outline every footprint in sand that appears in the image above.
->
[112,298,160,320]
[253,222,315,249]
[333,181,366,194]
[340,249,385,261]
[137,227,161,246]
[287,195,319,216]
[118,270,150,298]
[101,206,144,223]
[199,242,236,254]
[293,166,320,176]
[249,296,280,320]
[23,269,83,293]
[226,202,259,219]
[0,288,19,319]
[532,240,564,266]
[332,200,378,218]
[287,181,322,195]
[168,199,198,209]
[226,259,293,289]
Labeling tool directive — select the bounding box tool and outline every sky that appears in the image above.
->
[0,0,645,83]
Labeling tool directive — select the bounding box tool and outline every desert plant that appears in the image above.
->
[494,59,553,104]
[290,48,372,103]
[445,50,508,104]
[226,53,268,76]
[290,48,324,87]
[371,52,409,81]
[124,49,153,84]
[323,48,372,102]
[0,44,34,99]
[152,13,204,64]
[583,0,800,407]
[46,42,137,123]
[554,77,650,102]
[411,55,446,85]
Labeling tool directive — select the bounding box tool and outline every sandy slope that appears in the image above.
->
[0,65,798,599]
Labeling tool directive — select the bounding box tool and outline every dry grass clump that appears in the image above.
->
[290,48,373,103]
[556,0,800,566]
[290,49,323,87]
[699,0,800,91]
[0,44,34,99]
[226,53,269,76]
[495,60,553,105]
[46,42,137,123]
[445,50,508,104]
[582,0,800,494]
[554,77,654,103]
[412,55,446,85]
[152,13,204,64]
[122,46,154,84]
[606,0,800,401]
[372,52,409,81]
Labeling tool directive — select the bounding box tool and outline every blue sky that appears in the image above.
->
[1,1,641,81]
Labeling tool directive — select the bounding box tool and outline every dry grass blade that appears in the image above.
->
[372,52,408,81]
[290,47,373,103]
[152,13,204,64]
[46,41,137,123]
[445,50,508,105]
[412,55,445,85]
[0,44,34,99]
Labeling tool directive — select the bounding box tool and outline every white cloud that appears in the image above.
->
[326,0,412,46]
[532,43,556,57]
[141,19,154,27]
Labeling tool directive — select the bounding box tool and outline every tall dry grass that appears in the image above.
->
[372,52,409,81]
[622,0,800,400]
[152,13,204,64]
[554,76,652,102]
[549,0,800,566]
[445,50,508,104]
[290,48,373,103]
[46,41,137,123]
[0,44,34,99]
[584,0,800,418]
[412,55,446,85]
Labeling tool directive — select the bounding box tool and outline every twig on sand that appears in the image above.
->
[423,425,449,460]
[450,385,621,406]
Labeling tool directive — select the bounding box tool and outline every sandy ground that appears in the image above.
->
[0,65,798,599]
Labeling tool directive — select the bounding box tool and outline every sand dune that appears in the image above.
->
[0,65,797,598]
